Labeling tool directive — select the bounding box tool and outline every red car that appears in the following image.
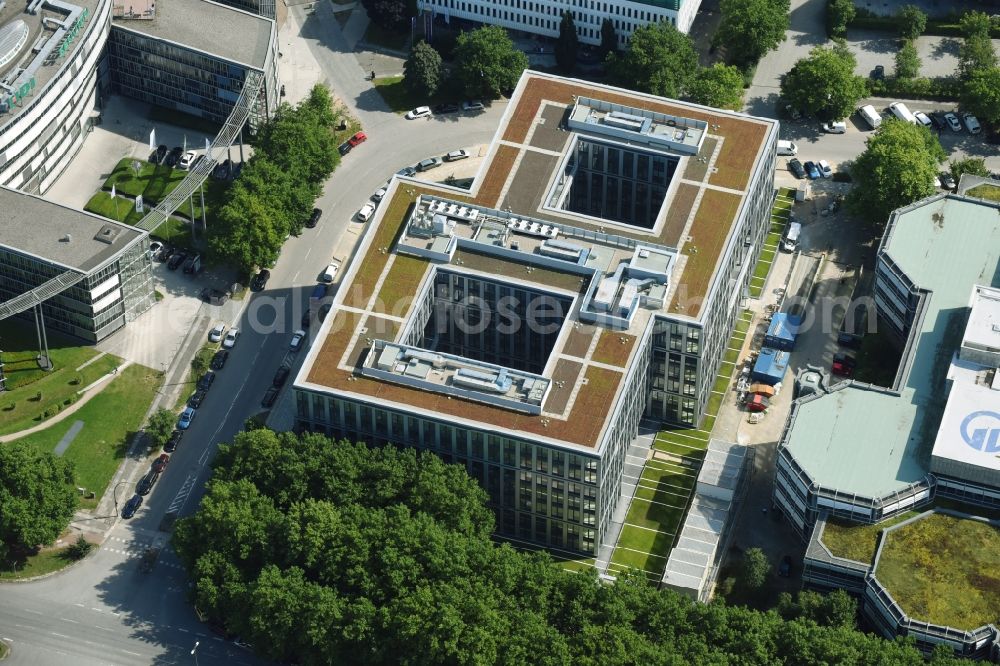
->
[151,453,169,474]
[348,132,367,147]
[832,352,856,377]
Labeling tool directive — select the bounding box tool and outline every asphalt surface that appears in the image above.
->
[0,3,504,663]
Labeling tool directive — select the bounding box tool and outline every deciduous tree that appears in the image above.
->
[961,66,1000,125]
[555,11,579,74]
[826,0,855,37]
[780,44,867,119]
[949,156,990,184]
[686,63,745,110]
[0,443,76,562]
[715,0,790,65]
[958,34,997,78]
[146,408,176,447]
[607,21,698,98]
[960,10,993,39]
[403,40,443,96]
[599,18,617,61]
[741,547,770,588]
[895,41,921,79]
[453,26,528,100]
[360,0,407,31]
[896,4,926,40]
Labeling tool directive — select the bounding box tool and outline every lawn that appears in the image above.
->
[83,191,145,226]
[374,255,430,317]
[820,512,916,563]
[0,322,104,390]
[967,183,1000,202]
[12,364,161,504]
[0,544,77,581]
[102,158,188,201]
[876,513,1000,630]
[373,75,462,114]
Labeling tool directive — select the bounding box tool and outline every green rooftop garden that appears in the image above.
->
[820,511,917,564]
[967,183,1000,202]
[876,512,1000,630]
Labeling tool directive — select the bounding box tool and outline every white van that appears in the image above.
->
[888,102,917,125]
[782,221,802,252]
[858,105,882,130]
[777,140,798,156]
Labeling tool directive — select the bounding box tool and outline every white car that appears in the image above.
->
[405,106,431,120]
[223,328,240,349]
[209,323,225,343]
[962,112,981,134]
[821,121,847,134]
[914,111,932,128]
[444,149,469,162]
[372,187,387,202]
[462,100,485,112]
[148,241,163,258]
[321,263,339,283]
[357,202,375,222]
[178,151,197,170]
[944,112,962,132]
[289,329,306,352]
[818,160,833,178]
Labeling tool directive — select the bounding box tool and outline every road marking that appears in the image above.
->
[60,618,79,624]
[51,632,71,639]
[1,638,10,642]
[24,609,42,615]
[178,628,189,633]
[123,650,142,656]
[166,474,197,514]
[95,626,114,632]
[74,603,85,607]
[91,607,103,612]
[198,445,211,466]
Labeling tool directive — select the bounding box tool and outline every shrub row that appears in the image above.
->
[867,76,962,101]
[848,15,1000,38]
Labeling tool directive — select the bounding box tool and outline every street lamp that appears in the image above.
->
[191,640,200,665]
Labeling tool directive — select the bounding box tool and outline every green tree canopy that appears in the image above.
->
[0,442,76,562]
[453,26,529,100]
[686,63,746,110]
[173,429,959,666]
[403,40,443,96]
[958,33,997,78]
[848,119,947,225]
[360,0,407,31]
[780,44,868,119]
[741,547,770,588]
[715,0,790,65]
[896,4,927,40]
[146,408,176,448]
[599,18,617,61]
[949,156,990,184]
[960,10,994,39]
[607,20,698,98]
[555,11,579,74]
[961,66,1000,125]
[895,41,921,79]
[826,0,855,37]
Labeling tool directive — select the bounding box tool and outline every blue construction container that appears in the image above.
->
[764,313,801,351]
[752,347,790,385]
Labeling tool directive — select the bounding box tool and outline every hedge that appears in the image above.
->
[867,76,962,101]
[848,15,1000,38]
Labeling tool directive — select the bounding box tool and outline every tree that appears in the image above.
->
[452,26,529,100]
[896,4,926,40]
[961,66,1000,125]
[555,11,579,74]
[958,34,997,78]
[360,0,407,31]
[599,18,617,61]
[777,589,857,628]
[848,119,947,225]
[403,40,443,96]
[686,63,745,110]
[607,21,698,98]
[780,44,868,119]
[190,350,209,379]
[0,443,76,562]
[826,0,855,38]
[960,10,993,39]
[949,156,990,184]
[741,547,770,588]
[146,408,176,447]
[715,0,790,65]
[895,41,921,79]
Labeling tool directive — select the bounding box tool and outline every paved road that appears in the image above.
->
[0,4,505,664]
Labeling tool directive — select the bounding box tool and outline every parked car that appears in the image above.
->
[405,106,432,120]
[197,371,216,391]
[151,453,169,474]
[178,407,196,429]
[837,331,862,349]
[357,202,376,222]
[121,494,142,519]
[338,141,352,156]
[940,171,956,190]
[432,103,459,114]
[250,269,270,292]
[261,387,279,408]
[165,429,183,452]
[167,252,186,271]
[149,241,163,259]
[154,144,168,163]
[929,112,947,131]
[945,112,962,132]
[804,161,821,180]
[209,323,225,342]
[212,159,232,180]
[137,470,159,496]
[223,328,240,349]
[820,121,846,134]
[832,352,856,377]
[321,263,339,283]
[273,366,290,388]
[962,112,981,134]
[396,166,417,178]
[914,111,933,128]
[871,64,885,80]
[165,146,183,167]
[348,131,367,147]
[306,208,322,228]
[154,243,172,262]
[818,159,833,178]
[787,158,806,179]
[778,555,793,578]
[462,100,485,112]
[289,329,306,352]
[182,254,201,274]
[445,149,469,162]
[187,389,206,409]
[211,349,229,370]
[417,157,442,172]
[372,187,387,202]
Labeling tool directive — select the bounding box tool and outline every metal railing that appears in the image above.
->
[0,69,265,322]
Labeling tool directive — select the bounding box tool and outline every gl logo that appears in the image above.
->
[960,410,1000,453]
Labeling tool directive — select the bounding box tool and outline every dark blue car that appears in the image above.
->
[121,494,142,519]
[804,161,821,180]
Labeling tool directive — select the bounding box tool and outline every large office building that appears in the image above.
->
[418,0,704,46]
[294,71,778,555]
[0,187,153,342]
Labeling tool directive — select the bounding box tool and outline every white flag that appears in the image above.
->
[149,128,156,151]
[110,184,116,199]
[205,137,210,152]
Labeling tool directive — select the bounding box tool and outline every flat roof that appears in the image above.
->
[0,186,144,272]
[296,71,776,452]
[962,284,1000,354]
[784,195,1000,498]
[112,0,273,68]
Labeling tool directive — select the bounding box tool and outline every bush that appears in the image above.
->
[867,76,961,100]
[826,0,855,38]
[849,14,1000,38]
[832,171,853,183]
[66,535,93,561]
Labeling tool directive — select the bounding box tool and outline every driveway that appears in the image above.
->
[846,31,1000,79]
